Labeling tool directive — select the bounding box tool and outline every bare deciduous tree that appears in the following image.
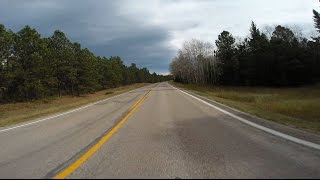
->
[170,39,220,84]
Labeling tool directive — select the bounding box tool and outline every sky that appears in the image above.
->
[0,0,319,74]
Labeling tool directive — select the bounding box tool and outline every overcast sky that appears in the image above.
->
[0,0,319,74]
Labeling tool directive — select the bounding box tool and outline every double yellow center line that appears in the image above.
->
[54,90,151,179]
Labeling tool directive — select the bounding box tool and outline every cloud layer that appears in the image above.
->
[0,0,318,74]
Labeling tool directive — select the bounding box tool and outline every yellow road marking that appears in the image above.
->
[53,90,151,179]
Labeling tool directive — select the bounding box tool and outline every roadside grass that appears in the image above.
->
[171,82,320,134]
[0,83,148,127]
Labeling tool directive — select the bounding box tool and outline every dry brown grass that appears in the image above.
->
[172,82,320,133]
[0,83,148,127]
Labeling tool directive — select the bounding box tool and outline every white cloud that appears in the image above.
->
[115,0,318,50]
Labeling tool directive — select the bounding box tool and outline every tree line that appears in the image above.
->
[0,24,171,103]
[170,9,320,87]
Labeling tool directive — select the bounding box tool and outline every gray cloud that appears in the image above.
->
[0,0,174,73]
[0,0,318,74]
[91,26,174,73]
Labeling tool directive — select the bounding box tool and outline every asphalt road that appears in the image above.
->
[0,82,319,178]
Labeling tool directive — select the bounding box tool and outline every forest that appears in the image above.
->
[170,9,320,87]
[0,25,171,103]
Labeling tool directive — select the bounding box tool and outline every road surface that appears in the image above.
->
[0,82,319,178]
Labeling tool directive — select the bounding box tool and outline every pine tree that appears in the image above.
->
[314,9,320,32]
[14,26,47,100]
[0,23,169,103]
[215,31,237,85]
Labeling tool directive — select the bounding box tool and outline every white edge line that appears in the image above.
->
[0,85,150,134]
[170,84,320,151]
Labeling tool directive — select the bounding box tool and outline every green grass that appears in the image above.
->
[0,83,148,127]
[171,82,320,134]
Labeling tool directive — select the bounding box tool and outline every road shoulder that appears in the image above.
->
[171,83,320,146]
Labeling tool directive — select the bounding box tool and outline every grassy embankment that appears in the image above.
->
[0,83,148,127]
[172,82,320,134]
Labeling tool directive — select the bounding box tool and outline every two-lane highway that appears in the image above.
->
[0,82,319,178]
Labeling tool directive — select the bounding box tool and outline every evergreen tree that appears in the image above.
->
[314,8,320,32]
[215,31,237,85]
[170,22,320,87]
[0,24,168,103]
